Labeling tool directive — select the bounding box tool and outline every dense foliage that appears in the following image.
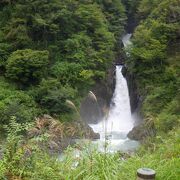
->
[6,49,49,84]
[126,0,180,134]
[0,0,126,123]
[0,79,39,127]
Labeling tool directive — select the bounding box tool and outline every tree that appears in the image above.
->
[0,80,39,125]
[6,49,49,84]
[32,79,77,115]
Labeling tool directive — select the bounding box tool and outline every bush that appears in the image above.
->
[0,80,39,125]
[142,84,176,115]
[0,118,34,179]
[51,62,96,92]
[0,95,39,125]
[6,49,49,84]
[31,79,78,116]
[155,99,180,132]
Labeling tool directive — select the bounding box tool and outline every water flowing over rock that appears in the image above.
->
[106,66,133,133]
[122,34,132,48]
[89,66,139,153]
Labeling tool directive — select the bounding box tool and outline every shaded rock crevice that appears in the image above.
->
[80,64,115,124]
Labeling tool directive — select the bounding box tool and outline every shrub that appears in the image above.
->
[155,99,180,132]
[6,49,49,84]
[1,118,34,179]
[0,80,39,125]
[32,79,77,115]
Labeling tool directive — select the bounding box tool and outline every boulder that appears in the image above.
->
[128,124,155,141]
[28,114,100,153]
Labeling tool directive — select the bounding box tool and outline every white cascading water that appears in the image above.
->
[122,33,132,48]
[89,34,139,152]
[106,65,133,132]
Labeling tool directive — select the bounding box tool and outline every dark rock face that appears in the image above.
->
[125,17,138,33]
[128,124,156,141]
[80,95,102,124]
[120,64,140,113]
[125,65,146,140]
[127,125,146,141]
[126,72,139,113]
[28,115,100,153]
[80,64,115,124]
[121,65,127,77]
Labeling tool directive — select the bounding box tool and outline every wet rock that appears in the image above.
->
[126,72,140,113]
[121,65,127,77]
[80,65,115,124]
[127,125,146,141]
[128,124,155,141]
[28,115,99,153]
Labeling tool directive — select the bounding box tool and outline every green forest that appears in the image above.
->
[0,0,179,179]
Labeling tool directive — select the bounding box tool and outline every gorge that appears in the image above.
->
[88,34,139,153]
[0,0,179,179]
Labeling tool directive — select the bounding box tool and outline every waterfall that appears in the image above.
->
[122,33,132,47]
[89,65,138,152]
[59,34,138,161]
[106,65,133,133]
[89,34,139,152]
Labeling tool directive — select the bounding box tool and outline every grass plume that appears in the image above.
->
[88,91,97,102]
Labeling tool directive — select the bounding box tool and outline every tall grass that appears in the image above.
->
[27,129,180,180]
[0,119,179,180]
[68,128,179,180]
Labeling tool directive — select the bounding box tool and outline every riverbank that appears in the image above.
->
[0,122,179,179]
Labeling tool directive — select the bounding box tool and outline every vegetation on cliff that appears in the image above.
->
[0,0,126,125]
[127,0,180,134]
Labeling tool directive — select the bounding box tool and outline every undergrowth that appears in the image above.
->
[0,119,179,180]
